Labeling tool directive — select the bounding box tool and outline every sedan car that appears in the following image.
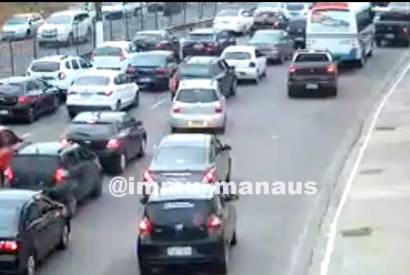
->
[169,56,237,98]
[0,76,60,123]
[66,70,140,118]
[137,183,238,275]
[212,8,254,34]
[142,134,232,188]
[0,190,70,275]
[62,111,147,174]
[4,142,103,217]
[170,79,227,134]
[182,28,236,58]
[251,10,289,34]
[126,51,178,92]
[221,45,267,83]
[132,30,180,58]
[1,13,44,41]
[249,30,294,63]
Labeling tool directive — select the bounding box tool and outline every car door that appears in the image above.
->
[210,137,227,182]
[35,79,55,111]
[219,60,234,96]
[213,137,229,181]
[63,150,87,200]
[70,58,82,85]
[36,198,62,250]
[117,73,134,105]
[27,80,46,113]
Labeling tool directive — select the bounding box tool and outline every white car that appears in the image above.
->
[213,9,254,34]
[37,10,93,46]
[255,2,290,19]
[170,79,227,133]
[221,45,267,83]
[102,2,145,19]
[93,41,139,72]
[66,70,140,118]
[1,13,44,41]
[27,55,93,101]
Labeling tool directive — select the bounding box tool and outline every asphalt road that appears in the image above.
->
[4,36,407,275]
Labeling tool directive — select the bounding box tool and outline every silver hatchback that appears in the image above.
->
[170,79,227,134]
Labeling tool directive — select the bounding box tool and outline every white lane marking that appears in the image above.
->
[150,97,167,110]
[320,59,410,275]
[21,132,31,139]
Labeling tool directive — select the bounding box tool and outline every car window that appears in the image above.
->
[75,75,110,86]
[65,61,71,69]
[223,51,251,60]
[36,199,54,215]
[71,59,80,70]
[25,203,41,226]
[35,79,48,90]
[255,49,264,58]
[122,115,136,129]
[27,81,39,92]
[176,89,219,103]
[152,146,206,168]
[30,61,60,72]
[216,61,227,75]
[113,75,123,85]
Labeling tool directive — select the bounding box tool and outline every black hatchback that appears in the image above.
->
[137,184,238,275]
[0,190,70,275]
[4,142,103,217]
[62,111,147,174]
[132,30,180,58]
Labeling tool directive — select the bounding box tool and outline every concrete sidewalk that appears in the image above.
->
[327,65,410,275]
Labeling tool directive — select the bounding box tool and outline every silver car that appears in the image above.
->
[1,13,44,41]
[170,79,227,134]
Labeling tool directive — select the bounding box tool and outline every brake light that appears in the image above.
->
[142,170,154,182]
[156,68,168,75]
[202,168,217,184]
[18,96,32,105]
[172,105,181,113]
[139,217,153,236]
[215,103,223,113]
[289,64,298,74]
[4,166,14,183]
[0,241,19,254]
[58,72,66,80]
[207,215,222,233]
[120,49,126,61]
[326,64,336,74]
[54,168,69,185]
[249,62,256,68]
[206,43,216,51]
[106,138,121,150]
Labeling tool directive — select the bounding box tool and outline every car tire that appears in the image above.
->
[139,264,153,275]
[110,153,127,175]
[231,230,237,246]
[21,253,36,275]
[330,87,338,97]
[26,107,36,124]
[67,196,77,218]
[57,224,70,250]
[137,137,147,158]
[26,29,31,39]
[171,126,178,133]
[68,110,76,119]
[90,174,103,198]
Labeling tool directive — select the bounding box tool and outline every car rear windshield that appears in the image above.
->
[95,47,121,56]
[30,61,60,72]
[295,54,329,62]
[0,203,20,234]
[134,33,162,42]
[131,55,166,67]
[176,89,219,103]
[379,12,410,21]
[153,146,206,167]
[180,64,212,78]
[74,76,110,86]
[0,83,25,96]
[5,17,27,25]
[11,155,60,175]
[146,200,213,226]
[67,122,117,138]
[188,33,215,42]
[223,52,251,60]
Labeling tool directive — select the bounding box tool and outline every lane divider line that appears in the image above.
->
[21,132,31,139]
[320,58,410,275]
[150,97,167,110]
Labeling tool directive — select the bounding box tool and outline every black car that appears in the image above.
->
[62,111,147,174]
[287,17,306,49]
[126,51,178,92]
[251,10,289,34]
[288,50,338,98]
[4,142,103,217]
[137,183,238,275]
[133,30,180,58]
[169,56,237,98]
[0,77,60,123]
[375,10,410,47]
[182,28,236,58]
[0,190,70,275]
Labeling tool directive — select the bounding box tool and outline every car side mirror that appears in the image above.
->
[223,144,232,151]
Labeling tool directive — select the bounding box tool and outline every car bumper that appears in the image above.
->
[37,33,67,43]
[170,114,225,129]
[375,32,408,41]
[0,106,31,119]
[235,68,258,79]
[331,48,359,62]
[1,31,26,40]
[133,77,169,90]
[0,256,19,274]
[66,104,113,115]
[288,79,336,92]
[259,49,281,60]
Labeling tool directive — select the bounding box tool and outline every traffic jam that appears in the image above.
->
[0,2,405,275]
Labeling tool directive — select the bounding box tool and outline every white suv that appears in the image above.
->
[27,55,93,102]
[66,70,140,118]
[37,10,93,47]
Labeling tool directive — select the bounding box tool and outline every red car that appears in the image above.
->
[0,127,27,185]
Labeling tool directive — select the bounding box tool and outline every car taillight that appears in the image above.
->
[0,240,19,254]
[54,168,69,185]
[58,72,66,80]
[289,65,298,74]
[18,96,32,105]
[156,68,168,75]
[120,49,126,61]
[206,43,216,51]
[127,65,137,74]
[273,21,280,28]
[202,167,217,184]
[172,104,181,113]
[106,138,121,150]
[139,217,153,236]
[4,166,14,183]
[326,64,336,74]
[142,170,154,182]
[249,62,256,68]
[215,103,223,113]
[207,215,222,233]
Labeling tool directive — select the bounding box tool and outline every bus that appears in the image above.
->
[305,2,375,67]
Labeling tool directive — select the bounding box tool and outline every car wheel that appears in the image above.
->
[110,153,127,175]
[139,264,153,275]
[137,137,147,158]
[288,88,297,98]
[330,87,338,97]
[26,29,31,39]
[90,175,103,198]
[22,253,36,275]
[68,110,76,119]
[171,126,178,133]
[57,224,70,250]
[231,230,237,246]
[26,107,36,124]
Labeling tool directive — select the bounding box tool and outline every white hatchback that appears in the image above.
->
[66,70,139,118]
[213,9,254,34]
[221,45,267,83]
[93,41,139,72]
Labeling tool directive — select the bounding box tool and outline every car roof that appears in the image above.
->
[73,111,126,123]
[186,56,218,65]
[178,79,218,90]
[135,50,173,57]
[148,183,217,202]
[136,30,166,35]
[0,189,40,202]
[17,142,75,156]
[159,134,212,148]
[50,10,84,17]
[33,55,74,62]
[98,41,131,48]
[223,45,256,53]
[190,28,219,35]
[0,76,31,83]
[76,69,118,78]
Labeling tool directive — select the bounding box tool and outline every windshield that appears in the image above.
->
[250,32,281,43]
[95,46,121,56]
[176,89,219,103]
[389,2,410,9]
[379,12,410,21]
[74,76,110,86]
[180,64,212,78]
[309,10,354,34]
[295,54,330,62]
[153,146,206,167]
[223,52,252,60]
[187,33,215,42]
[5,17,27,25]
[47,15,72,25]
[131,55,166,67]
[287,3,305,11]
[217,10,238,17]
[255,11,281,19]
[30,61,60,72]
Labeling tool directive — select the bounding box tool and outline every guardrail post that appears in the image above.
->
[154,7,159,29]
[9,41,14,76]
[125,13,129,40]
[33,36,37,59]
[76,23,79,55]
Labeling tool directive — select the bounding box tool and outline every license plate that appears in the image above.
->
[295,37,304,42]
[139,78,151,82]
[0,110,8,115]
[167,247,192,256]
[306,83,319,90]
[385,33,395,39]
[188,120,206,127]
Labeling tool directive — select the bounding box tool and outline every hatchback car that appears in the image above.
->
[4,142,103,217]
[249,30,294,63]
[0,76,60,123]
[170,79,227,134]
[66,70,140,118]
[62,112,147,174]
[126,51,178,92]
[251,10,289,34]
[169,56,237,98]
[137,183,238,275]
[133,30,180,58]
[0,190,70,275]
[92,41,139,72]
[212,8,254,34]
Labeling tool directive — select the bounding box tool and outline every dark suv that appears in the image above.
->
[137,184,238,275]
[169,56,237,98]
[4,142,103,217]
